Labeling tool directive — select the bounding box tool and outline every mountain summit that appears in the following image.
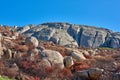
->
[17,22,120,48]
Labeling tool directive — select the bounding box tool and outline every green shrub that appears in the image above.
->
[0,76,12,80]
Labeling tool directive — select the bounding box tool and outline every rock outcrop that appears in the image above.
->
[18,22,120,48]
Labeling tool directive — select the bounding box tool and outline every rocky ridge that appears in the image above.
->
[17,22,120,48]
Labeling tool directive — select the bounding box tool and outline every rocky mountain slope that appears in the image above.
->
[17,22,120,48]
[0,25,120,80]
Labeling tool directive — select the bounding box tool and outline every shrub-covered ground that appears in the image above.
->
[0,25,120,80]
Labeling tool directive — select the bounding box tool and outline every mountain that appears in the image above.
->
[0,23,120,80]
[17,22,120,48]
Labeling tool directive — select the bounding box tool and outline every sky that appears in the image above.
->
[0,0,120,32]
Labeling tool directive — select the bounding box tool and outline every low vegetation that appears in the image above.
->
[0,25,120,80]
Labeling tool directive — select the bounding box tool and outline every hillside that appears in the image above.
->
[17,22,120,48]
[0,24,120,80]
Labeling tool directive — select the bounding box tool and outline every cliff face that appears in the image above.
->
[18,22,120,48]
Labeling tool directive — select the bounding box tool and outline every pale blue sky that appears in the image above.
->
[0,0,120,32]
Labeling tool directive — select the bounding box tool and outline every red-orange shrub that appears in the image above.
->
[29,76,40,80]
[70,62,90,72]
[58,68,73,79]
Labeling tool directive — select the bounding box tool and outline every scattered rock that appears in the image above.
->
[3,49,12,59]
[70,50,86,61]
[65,42,78,48]
[112,72,120,80]
[82,51,90,56]
[30,48,39,55]
[37,46,45,51]
[88,68,104,79]
[88,50,97,56]
[76,68,104,80]
[64,56,74,68]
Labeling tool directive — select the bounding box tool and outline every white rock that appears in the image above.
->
[25,36,39,48]
[41,49,64,69]
[64,56,74,68]
[71,50,86,61]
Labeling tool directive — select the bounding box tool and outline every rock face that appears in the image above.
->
[18,22,120,48]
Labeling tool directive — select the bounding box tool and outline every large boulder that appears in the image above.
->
[25,36,39,48]
[41,49,64,69]
[70,50,86,61]
[28,48,39,61]
[38,58,51,67]
[76,68,104,80]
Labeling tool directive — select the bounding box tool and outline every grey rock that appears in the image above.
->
[38,58,51,67]
[64,56,74,68]
[41,49,64,69]
[82,51,90,56]
[37,46,45,51]
[3,49,12,59]
[112,72,120,80]
[76,70,89,79]
[17,22,120,48]
[28,48,39,61]
[25,36,39,48]
[76,68,104,80]
[87,50,96,56]
[70,50,86,61]
[88,68,104,79]
[110,38,119,48]
[31,48,39,55]
[103,38,120,48]
[78,28,107,48]
[18,25,30,33]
